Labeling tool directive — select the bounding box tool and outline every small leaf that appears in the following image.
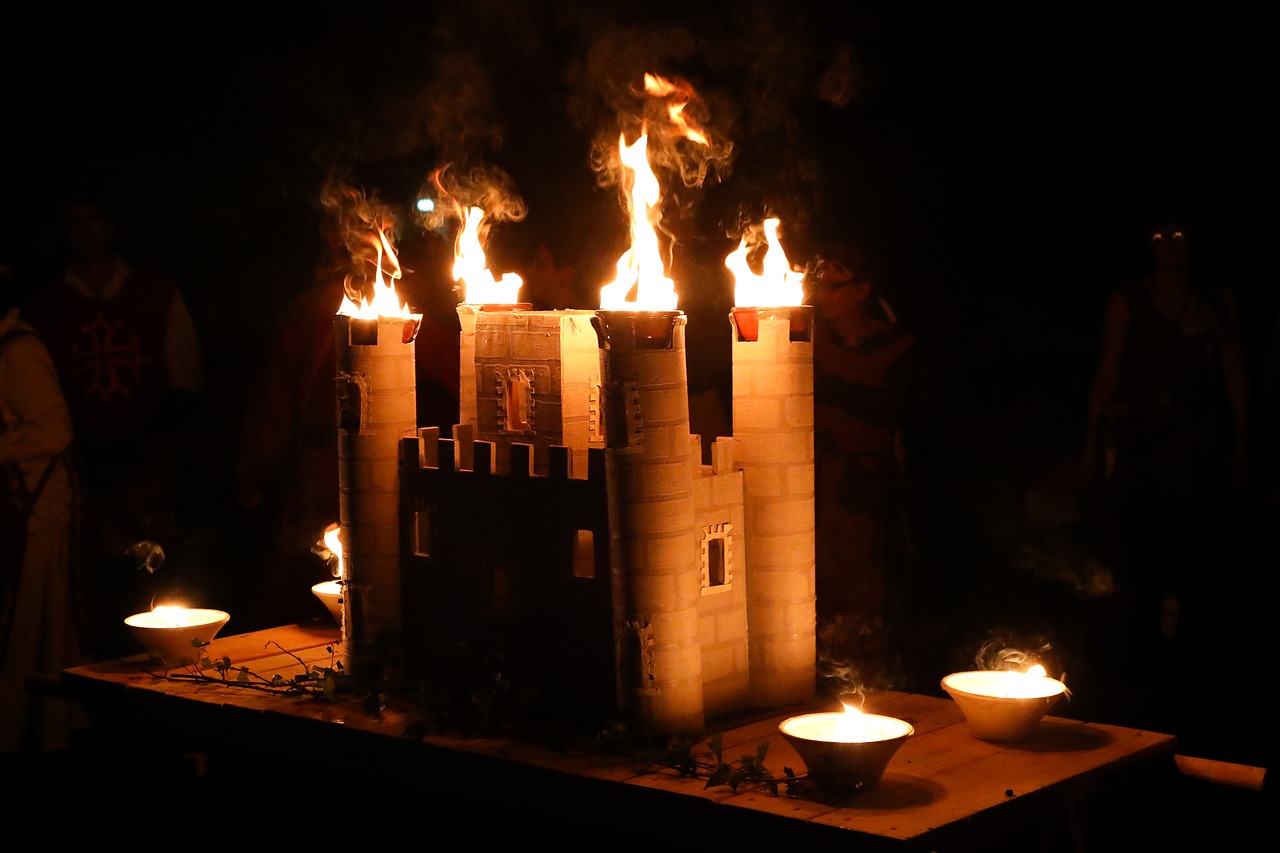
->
[706,763,733,789]
[707,731,724,760]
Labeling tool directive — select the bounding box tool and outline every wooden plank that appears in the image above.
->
[55,625,1181,851]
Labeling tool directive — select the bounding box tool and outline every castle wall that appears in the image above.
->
[693,434,751,716]
[399,431,617,727]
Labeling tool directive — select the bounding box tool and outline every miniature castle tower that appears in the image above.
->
[335,313,421,675]
[596,310,705,737]
[730,306,816,705]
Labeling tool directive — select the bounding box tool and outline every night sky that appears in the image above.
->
[7,2,1266,488]
[2,1,1272,762]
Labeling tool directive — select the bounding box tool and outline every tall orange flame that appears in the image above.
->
[599,132,677,311]
[599,73,714,311]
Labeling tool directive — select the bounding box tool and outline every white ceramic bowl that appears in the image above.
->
[124,608,230,666]
[942,670,1066,742]
[778,711,913,797]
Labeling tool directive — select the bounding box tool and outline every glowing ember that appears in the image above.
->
[455,205,523,305]
[725,217,805,307]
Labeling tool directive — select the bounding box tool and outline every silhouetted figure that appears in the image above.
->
[23,193,205,659]
[809,243,926,692]
[1082,217,1249,735]
[520,240,586,311]
[0,270,90,755]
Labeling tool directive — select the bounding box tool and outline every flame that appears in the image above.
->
[454,206,523,305]
[644,73,709,145]
[1024,664,1047,678]
[323,523,344,579]
[725,218,806,307]
[599,73,715,311]
[336,225,413,319]
[600,132,677,311]
[150,605,195,628]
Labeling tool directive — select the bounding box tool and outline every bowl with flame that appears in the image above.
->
[942,667,1067,742]
[124,605,230,667]
[778,701,914,798]
[311,580,343,626]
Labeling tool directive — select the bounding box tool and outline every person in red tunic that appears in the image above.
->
[24,195,204,658]
[809,242,925,693]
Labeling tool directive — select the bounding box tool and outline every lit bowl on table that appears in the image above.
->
[941,669,1067,742]
[778,708,914,798]
[124,606,230,667]
[311,580,343,626]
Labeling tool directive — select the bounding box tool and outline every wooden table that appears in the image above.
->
[57,622,1183,850]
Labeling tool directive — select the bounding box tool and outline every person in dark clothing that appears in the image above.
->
[809,244,926,692]
[23,195,205,659]
[1081,217,1250,737]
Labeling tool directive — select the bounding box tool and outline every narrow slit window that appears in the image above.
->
[700,523,733,593]
[412,508,431,557]
[572,529,595,579]
[707,537,725,587]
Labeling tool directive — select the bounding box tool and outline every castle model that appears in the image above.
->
[335,103,816,739]
[334,295,817,741]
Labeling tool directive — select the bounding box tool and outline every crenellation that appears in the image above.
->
[510,443,533,476]
[472,440,493,475]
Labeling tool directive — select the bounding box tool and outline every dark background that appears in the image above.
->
[2,1,1273,769]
